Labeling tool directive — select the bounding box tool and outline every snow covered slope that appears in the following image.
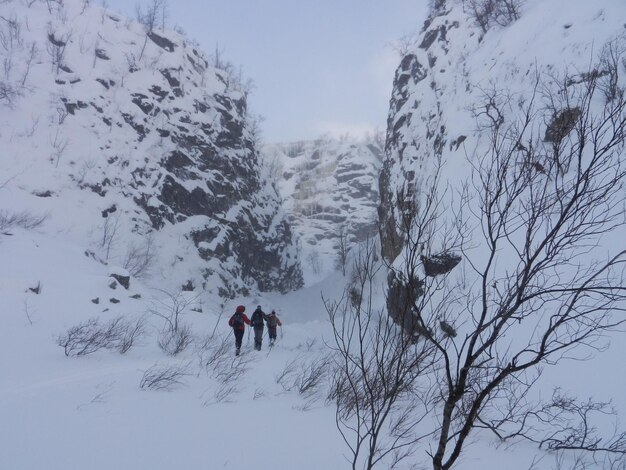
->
[0,0,302,298]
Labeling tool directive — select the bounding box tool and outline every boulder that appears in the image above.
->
[421,253,461,277]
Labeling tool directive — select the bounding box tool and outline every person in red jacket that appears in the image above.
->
[228,305,251,356]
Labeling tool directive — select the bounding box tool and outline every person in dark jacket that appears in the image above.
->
[264,309,282,346]
[250,305,265,351]
[228,305,251,356]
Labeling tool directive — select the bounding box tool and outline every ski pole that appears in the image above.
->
[247,326,250,344]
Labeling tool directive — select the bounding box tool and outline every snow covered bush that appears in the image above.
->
[0,209,48,233]
[157,323,193,356]
[57,316,145,356]
[466,0,523,32]
[140,362,189,391]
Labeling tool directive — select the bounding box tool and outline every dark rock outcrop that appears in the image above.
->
[421,253,461,277]
[110,273,130,289]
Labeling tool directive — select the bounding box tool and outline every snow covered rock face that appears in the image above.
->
[264,138,382,281]
[0,0,302,297]
[379,0,626,310]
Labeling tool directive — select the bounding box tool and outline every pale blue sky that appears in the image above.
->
[106,0,428,142]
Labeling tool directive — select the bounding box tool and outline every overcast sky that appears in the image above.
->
[105,0,428,143]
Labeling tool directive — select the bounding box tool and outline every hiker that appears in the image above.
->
[228,305,251,356]
[264,309,282,346]
[250,305,266,351]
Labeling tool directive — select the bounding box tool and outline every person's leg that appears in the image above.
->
[255,327,262,350]
[234,329,243,354]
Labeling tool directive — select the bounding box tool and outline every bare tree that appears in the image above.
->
[332,54,626,469]
[326,238,438,470]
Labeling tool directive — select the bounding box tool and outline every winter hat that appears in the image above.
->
[236,305,245,313]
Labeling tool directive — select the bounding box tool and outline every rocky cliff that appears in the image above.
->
[0,0,302,297]
[264,137,382,281]
[379,0,626,264]
[378,0,626,325]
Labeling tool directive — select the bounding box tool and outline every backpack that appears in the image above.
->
[231,312,244,328]
[251,310,264,327]
[267,315,277,328]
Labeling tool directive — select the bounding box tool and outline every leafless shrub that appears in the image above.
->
[391,33,419,57]
[294,355,332,399]
[212,354,250,385]
[326,236,437,470]
[57,316,144,356]
[0,80,18,104]
[21,116,39,137]
[0,15,36,105]
[117,317,146,354]
[276,354,331,399]
[0,209,48,232]
[56,99,69,124]
[202,353,251,405]
[253,388,267,400]
[20,42,37,87]
[135,0,167,33]
[99,0,109,24]
[598,35,626,103]
[99,210,119,261]
[76,382,115,410]
[334,224,350,276]
[124,51,139,73]
[306,251,321,275]
[211,381,238,404]
[275,357,299,390]
[148,288,201,333]
[157,322,193,356]
[44,0,64,14]
[122,233,155,278]
[0,14,23,52]
[465,0,523,33]
[197,334,231,374]
[23,299,35,325]
[140,362,189,391]
[50,129,69,168]
[80,0,89,14]
[46,27,71,74]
